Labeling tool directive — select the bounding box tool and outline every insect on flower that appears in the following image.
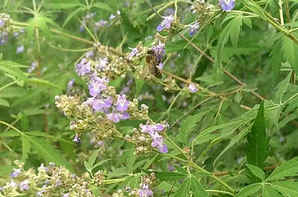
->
[146,50,162,78]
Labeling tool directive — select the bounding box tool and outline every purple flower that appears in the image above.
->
[16,45,24,54]
[151,132,168,153]
[188,83,198,93]
[107,112,122,123]
[157,62,164,70]
[140,123,168,153]
[19,180,29,191]
[128,48,139,60]
[88,76,108,97]
[189,22,200,36]
[28,61,38,73]
[0,20,4,28]
[67,79,75,92]
[76,58,91,76]
[95,20,108,31]
[120,112,130,120]
[152,42,165,62]
[140,124,155,135]
[219,0,235,11]
[157,15,174,32]
[116,95,130,112]
[120,86,130,95]
[73,134,80,144]
[10,168,21,178]
[138,184,153,197]
[109,14,116,20]
[92,97,113,112]
[85,50,94,58]
[63,193,70,197]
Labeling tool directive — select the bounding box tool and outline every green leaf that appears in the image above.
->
[177,110,209,144]
[174,177,189,197]
[235,183,261,197]
[273,72,291,103]
[43,0,82,9]
[247,102,268,169]
[27,78,62,89]
[267,157,298,181]
[63,7,84,27]
[281,35,298,73]
[88,149,100,168]
[271,181,298,196]
[135,78,145,96]
[214,124,251,166]
[93,2,113,12]
[155,172,187,182]
[246,164,265,181]
[0,98,9,107]
[25,135,72,170]
[0,130,20,137]
[262,185,283,197]
[0,61,27,81]
[21,135,31,161]
[190,176,208,197]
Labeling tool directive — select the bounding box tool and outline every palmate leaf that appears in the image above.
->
[246,102,268,169]
[271,181,298,196]
[177,110,209,144]
[246,164,265,181]
[173,176,208,197]
[235,183,262,197]
[216,15,243,64]
[267,157,298,181]
[0,61,28,81]
[262,185,283,197]
[281,35,298,73]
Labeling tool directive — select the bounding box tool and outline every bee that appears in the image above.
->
[146,50,162,78]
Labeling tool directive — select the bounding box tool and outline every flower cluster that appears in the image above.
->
[157,15,174,32]
[0,162,95,197]
[140,122,168,153]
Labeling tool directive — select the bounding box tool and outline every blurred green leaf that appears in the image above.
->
[247,102,268,169]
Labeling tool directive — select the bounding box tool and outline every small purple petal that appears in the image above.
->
[188,83,198,93]
[107,112,121,123]
[219,0,235,11]
[116,95,130,112]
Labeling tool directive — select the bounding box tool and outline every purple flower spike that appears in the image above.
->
[138,184,153,197]
[76,58,91,76]
[88,76,108,97]
[116,95,130,112]
[157,15,174,32]
[219,0,235,11]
